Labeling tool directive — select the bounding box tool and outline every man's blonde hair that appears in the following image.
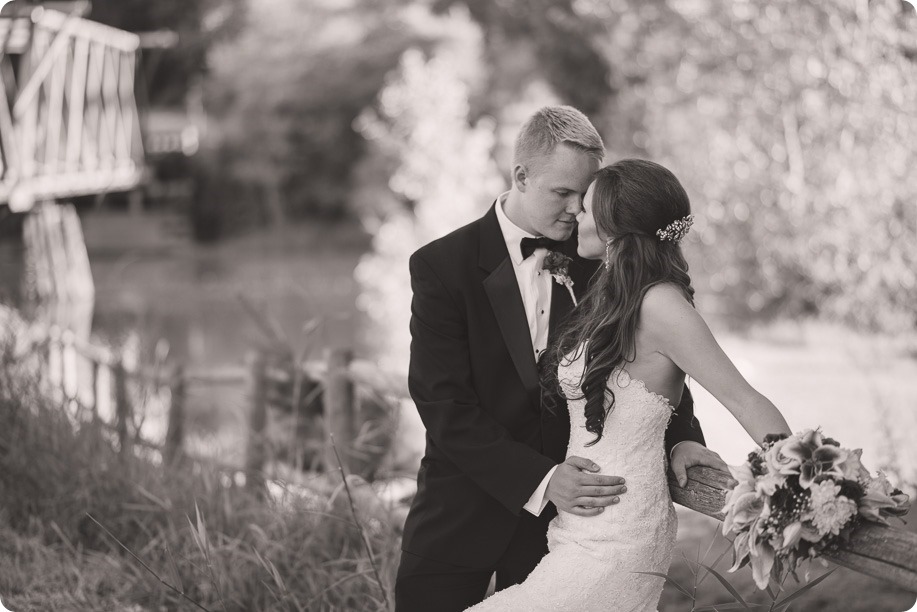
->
[513,106,605,174]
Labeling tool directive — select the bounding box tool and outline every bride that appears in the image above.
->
[467,159,792,612]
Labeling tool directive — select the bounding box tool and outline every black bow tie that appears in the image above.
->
[520,236,561,259]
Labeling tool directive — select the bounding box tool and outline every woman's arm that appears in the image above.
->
[641,284,791,445]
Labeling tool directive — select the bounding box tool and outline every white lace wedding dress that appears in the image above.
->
[467,348,678,612]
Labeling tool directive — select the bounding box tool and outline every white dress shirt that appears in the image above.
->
[494,195,558,516]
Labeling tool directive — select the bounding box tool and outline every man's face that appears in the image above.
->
[516,144,600,241]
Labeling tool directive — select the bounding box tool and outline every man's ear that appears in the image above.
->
[512,164,528,192]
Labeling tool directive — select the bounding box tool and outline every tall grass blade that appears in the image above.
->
[329,434,392,610]
[697,562,751,608]
[770,569,836,611]
[86,512,212,612]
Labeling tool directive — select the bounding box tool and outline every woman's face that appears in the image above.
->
[576,181,609,259]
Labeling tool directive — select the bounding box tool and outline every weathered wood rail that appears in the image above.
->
[670,465,917,592]
[42,325,185,461]
[38,330,390,484]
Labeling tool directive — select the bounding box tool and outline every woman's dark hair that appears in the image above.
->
[550,159,695,446]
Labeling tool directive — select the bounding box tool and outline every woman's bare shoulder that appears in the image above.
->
[641,283,693,318]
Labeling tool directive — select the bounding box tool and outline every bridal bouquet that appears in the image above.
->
[722,429,910,589]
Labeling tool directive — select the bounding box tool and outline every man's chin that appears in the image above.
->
[550,224,576,241]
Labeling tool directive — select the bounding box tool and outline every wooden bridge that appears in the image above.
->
[0,5,142,213]
[0,4,143,333]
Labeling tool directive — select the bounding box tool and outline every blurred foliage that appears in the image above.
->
[90,0,245,107]
[432,0,614,118]
[203,0,433,222]
[579,0,916,330]
[354,12,504,371]
[176,0,915,330]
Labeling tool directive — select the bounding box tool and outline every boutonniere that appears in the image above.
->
[542,251,578,306]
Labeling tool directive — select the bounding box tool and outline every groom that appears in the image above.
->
[396,106,715,612]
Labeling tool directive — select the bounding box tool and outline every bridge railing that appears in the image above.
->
[0,7,143,212]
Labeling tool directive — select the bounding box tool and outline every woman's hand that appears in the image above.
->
[669,441,730,488]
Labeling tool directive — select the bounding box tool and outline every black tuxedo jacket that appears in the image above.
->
[401,204,706,569]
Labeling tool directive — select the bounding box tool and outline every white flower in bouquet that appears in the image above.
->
[804,480,858,536]
[747,517,777,589]
[755,471,787,497]
[839,448,870,483]
[779,520,820,550]
[763,437,801,476]
[859,472,911,525]
[721,464,759,535]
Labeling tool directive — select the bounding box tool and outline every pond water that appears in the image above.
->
[0,212,373,466]
[1,212,370,366]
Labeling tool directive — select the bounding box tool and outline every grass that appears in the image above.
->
[2,314,916,611]
[0,341,400,612]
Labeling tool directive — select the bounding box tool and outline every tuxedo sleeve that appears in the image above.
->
[408,253,556,515]
[664,384,706,458]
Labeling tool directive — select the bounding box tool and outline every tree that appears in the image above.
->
[90,0,245,107]
[582,0,917,330]
[433,0,614,119]
[203,0,433,222]
[355,11,504,372]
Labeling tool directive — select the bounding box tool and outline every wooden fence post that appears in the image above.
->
[324,348,361,476]
[114,361,132,458]
[47,325,62,403]
[90,358,100,418]
[164,364,185,464]
[245,350,268,494]
[60,328,77,414]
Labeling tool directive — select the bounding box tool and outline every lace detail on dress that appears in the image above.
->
[467,347,678,612]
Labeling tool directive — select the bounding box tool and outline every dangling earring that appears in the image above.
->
[604,238,614,270]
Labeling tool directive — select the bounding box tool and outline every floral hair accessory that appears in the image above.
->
[542,251,577,306]
[656,214,694,243]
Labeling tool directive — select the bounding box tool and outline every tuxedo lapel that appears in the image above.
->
[479,206,541,408]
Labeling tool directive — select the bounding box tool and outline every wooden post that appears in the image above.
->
[87,357,103,446]
[671,466,917,592]
[61,328,77,413]
[47,325,63,403]
[163,365,185,464]
[245,350,268,494]
[90,358,100,418]
[114,361,132,458]
[324,348,361,476]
